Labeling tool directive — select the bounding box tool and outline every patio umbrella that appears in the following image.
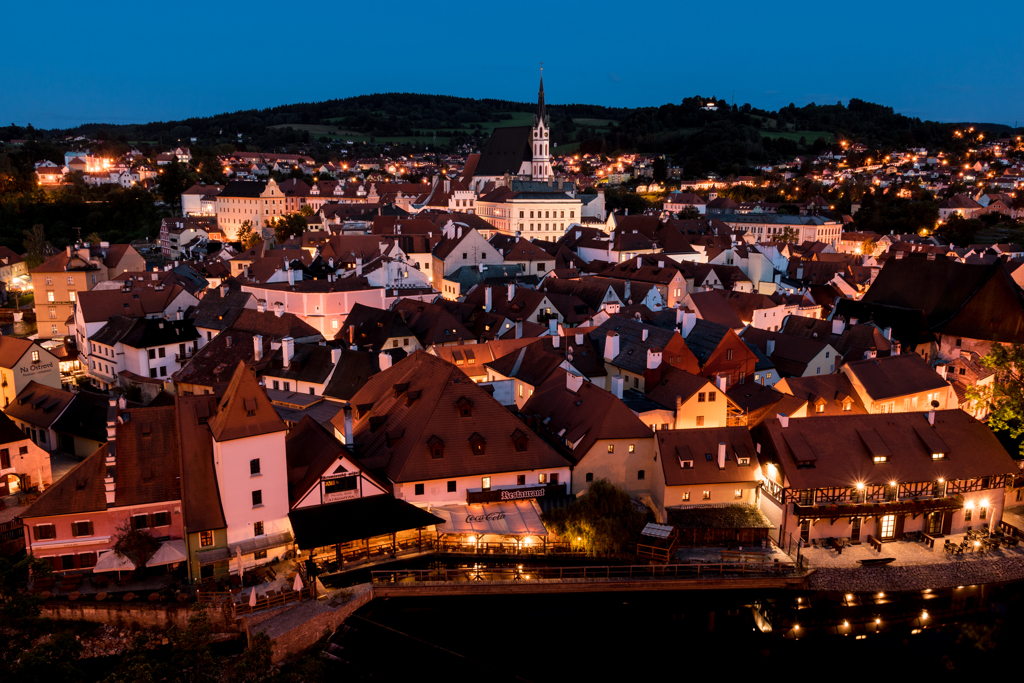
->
[249,587,258,607]
[93,550,136,573]
[293,572,304,592]
[146,540,187,567]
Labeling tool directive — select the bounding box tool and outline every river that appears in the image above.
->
[326,584,1023,680]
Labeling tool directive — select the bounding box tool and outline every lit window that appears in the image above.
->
[703,491,711,500]
[628,444,635,453]
[607,444,615,453]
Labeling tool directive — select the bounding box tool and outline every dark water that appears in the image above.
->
[328,584,1020,681]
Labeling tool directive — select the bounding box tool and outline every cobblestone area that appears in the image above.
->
[806,553,1024,592]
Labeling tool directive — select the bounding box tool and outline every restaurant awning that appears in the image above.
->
[431,500,548,537]
[146,540,187,567]
[93,550,136,573]
[195,530,294,566]
[289,495,444,550]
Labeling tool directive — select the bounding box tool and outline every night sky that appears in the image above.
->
[4,0,1022,129]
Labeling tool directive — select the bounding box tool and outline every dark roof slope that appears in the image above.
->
[177,394,225,532]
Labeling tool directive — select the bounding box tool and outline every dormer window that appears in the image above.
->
[511,429,529,452]
[456,397,473,418]
[932,452,946,460]
[243,398,257,417]
[469,433,486,455]
[737,457,750,466]
[680,459,693,469]
[873,455,888,464]
[428,435,444,459]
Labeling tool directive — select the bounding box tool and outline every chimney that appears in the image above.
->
[716,376,726,391]
[928,410,935,426]
[257,299,267,313]
[515,320,523,339]
[882,327,892,340]
[275,302,284,317]
[548,318,558,336]
[282,337,295,367]
[566,373,584,394]
[636,256,642,269]
[226,335,233,349]
[66,245,72,257]
[777,413,789,428]
[221,284,228,297]
[850,317,859,326]
[355,257,363,277]
[342,405,354,444]
[378,351,393,371]
[253,334,263,361]
[508,283,516,300]
[611,375,624,399]
[831,317,845,336]
[456,226,463,240]
[287,268,295,286]
[106,397,117,443]
[331,347,342,365]
[575,332,584,345]
[604,332,620,361]
[553,334,560,349]
[680,312,697,337]
[796,264,804,280]
[642,328,649,342]
[766,338,776,356]
[624,279,631,302]
[646,348,662,370]
[718,442,726,470]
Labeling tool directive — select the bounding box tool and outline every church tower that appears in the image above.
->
[531,70,553,181]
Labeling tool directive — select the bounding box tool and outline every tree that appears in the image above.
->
[111,517,160,572]
[860,237,877,255]
[22,224,50,269]
[84,231,102,246]
[776,226,800,243]
[170,608,219,683]
[268,212,308,243]
[677,206,701,220]
[969,342,1024,456]
[159,158,196,207]
[236,220,263,250]
[652,157,667,182]
[542,479,651,554]
[234,632,275,683]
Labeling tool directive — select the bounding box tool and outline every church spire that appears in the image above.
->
[536,64,547,123]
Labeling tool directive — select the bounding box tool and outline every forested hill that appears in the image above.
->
[2,93,1016,179]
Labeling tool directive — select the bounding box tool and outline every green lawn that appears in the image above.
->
[973,225,1024,245]
[552,141,580,155]
[761,129,835,143]
[573,117,615,129]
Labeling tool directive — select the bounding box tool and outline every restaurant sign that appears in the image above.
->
[467,484,564,504]
[323,471,359,503]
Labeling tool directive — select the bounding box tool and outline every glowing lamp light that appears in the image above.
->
[843,620,850,628]
[875,618,881,625]
[793,624,800,631]
[964,500,975,510]
[922,611,929,620]
[856,482,865,490]
[846,594,853,601]
[889,481,897,488]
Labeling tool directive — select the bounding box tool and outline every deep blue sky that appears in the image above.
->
[4,0,1022,130]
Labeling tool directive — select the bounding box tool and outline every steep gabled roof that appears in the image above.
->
[177,394,225,533]
[208,361,287,442]
[330,351,568,482]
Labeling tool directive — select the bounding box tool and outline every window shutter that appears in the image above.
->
[894,514,905,540]
[86,521,94,536]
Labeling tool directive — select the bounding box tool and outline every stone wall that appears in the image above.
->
[41,600,238,633]
[247,584,374,664]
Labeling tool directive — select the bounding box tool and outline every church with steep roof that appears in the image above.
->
[465,75,555,192]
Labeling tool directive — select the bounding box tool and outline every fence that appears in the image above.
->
[231,586,316,618]
[779,532,804,570]
[370,561,798,585]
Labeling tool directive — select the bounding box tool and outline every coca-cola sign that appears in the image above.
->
[466,512,506,523]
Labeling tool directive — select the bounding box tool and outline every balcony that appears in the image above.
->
[793,495,964,519]
[175,350,195,362]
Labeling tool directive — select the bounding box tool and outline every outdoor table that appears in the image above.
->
[123,592,136,602]
[176,593,190,603]
[148,593,161,602]
[96,592,107,602]
[39,591,51,600]
[68,592,80,601]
